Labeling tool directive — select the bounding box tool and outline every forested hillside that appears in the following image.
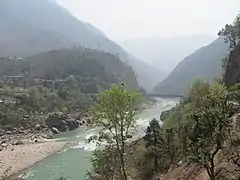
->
[0,48,140,92]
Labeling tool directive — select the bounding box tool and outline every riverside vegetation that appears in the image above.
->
[84,14,240,180]
[0,47,142,178]
[85,81,240,180]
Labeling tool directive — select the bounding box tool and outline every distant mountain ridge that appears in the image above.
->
[0,0,162,91]
[152,38,229,95]
[119,35,216,76]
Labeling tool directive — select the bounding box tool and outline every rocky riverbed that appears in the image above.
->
[0,126,63,178]
[0,112,91,179]
[0,140,68,179]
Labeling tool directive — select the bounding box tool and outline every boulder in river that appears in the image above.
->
[13,140,24,146]
[41,124,47,128]
[52,127,59,134]
[127,135,133,139]
[66,118,79,130]
[23,114,30,118]
[61,120,67,126]
[35,124,41,130]
[0,129,5,133]
[1,140,7,144]
[6,131,12,135]
[46,113,64,126]
[1,143,7,147]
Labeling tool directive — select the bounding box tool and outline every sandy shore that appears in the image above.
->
[0,140,68,179]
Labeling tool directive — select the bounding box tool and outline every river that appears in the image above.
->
[18,97,179,180]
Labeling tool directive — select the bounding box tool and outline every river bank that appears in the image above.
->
[0,125,70,179]
[0,112,90,178]
[1,97,179,180]
[0,136,69,179]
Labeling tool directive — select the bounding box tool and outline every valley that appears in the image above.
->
[0,0,240,180]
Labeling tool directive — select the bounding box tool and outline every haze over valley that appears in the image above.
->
[119,34,216,75]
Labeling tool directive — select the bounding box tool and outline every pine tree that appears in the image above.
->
[144,118,164,171]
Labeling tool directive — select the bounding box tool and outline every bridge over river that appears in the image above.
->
[144,93,184,98]
[84,93,184,99]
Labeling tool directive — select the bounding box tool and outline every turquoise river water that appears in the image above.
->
[17,97,179,180]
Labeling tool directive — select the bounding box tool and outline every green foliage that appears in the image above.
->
[186,79,209,105]
[0,83,93,127]
[186,83,235,180]
[218,24,238,49]
[86,145,121,180]
[143,118,185,179]
[144,118,164,171]
[87,78,240,180]
[90,84,141,139]
[159,80,240,180]
[89,84,141,180]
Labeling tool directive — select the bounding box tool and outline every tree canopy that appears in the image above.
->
[87,84,141,180]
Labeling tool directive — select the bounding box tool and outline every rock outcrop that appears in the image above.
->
[46,112,80,132]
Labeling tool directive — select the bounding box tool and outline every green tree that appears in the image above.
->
[186,79,209,106]
[187,83,234,180]
[144,118,164,171]
[218,24,238,49]
[90,84,141,180]
[86,145,121,180]
[234,13,240,37]
[218,13,240,50]
[165,128,179,164]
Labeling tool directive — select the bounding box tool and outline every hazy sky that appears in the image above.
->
[58,0,240,41]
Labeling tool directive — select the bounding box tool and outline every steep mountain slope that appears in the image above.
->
[152,38,229,95]
[119,35,216,75]
[0,0,161,91]
[126,53,165,91]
